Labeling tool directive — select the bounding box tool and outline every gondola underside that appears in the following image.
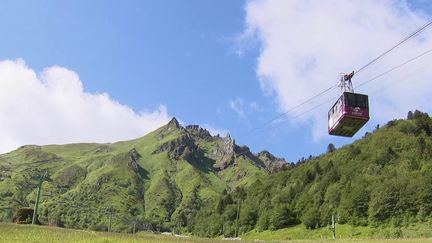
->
[329,115,369,137]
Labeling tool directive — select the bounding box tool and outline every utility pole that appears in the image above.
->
[133,223,136,234]
[106,207,117,233]
[329,213,336,240]
[234,199,240,238]
[108,210,113,233]
[32,179,43,224]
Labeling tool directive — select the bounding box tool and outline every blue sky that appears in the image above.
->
[1,0,432,162]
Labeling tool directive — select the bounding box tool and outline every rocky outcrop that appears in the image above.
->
[257,150,288,173]
[185,125,212,139]
[213,134,235,169]
[222,134,235,154]
[168,117,180,128]
[127,148,141,172]
[158,117,182,140]
[92,175,110,193]
[152,120,289,174]
[153,134,202,160]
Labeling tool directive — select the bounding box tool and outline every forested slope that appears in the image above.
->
[0,118,285,233]
[1,111,431,237]
[202,110,432,237]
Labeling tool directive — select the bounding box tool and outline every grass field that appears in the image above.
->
[1,223,432,243]
[0,223,218,243]
[243,223,432,241]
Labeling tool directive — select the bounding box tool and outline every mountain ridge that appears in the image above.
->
[0,117,288,232]
[2,111,431,238]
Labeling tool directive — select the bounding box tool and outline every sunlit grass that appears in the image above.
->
[242,223,432,242]
[0,223,222,243]
[2,223,432,243]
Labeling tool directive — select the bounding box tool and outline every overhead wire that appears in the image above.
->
[235,45,432,151]
[275,47,432,128]
[295,49,432,122]
[235,96,338,158]
[237,84,338,139]
[264,61,432,143]
[354,18,432,75]
[355,47,432,89]
[367,61,432,97]
[236,18,432,141]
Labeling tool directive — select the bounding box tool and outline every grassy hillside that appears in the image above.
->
[1,223,432,243]
[0,223,229,243]
[216,110,432,238]
[243,222,432,240]
[0,118,283,233]
[1,111,432,240]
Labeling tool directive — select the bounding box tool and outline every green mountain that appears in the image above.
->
[1,110,432,238]
[0,118,286,232]
[214,110,432,237]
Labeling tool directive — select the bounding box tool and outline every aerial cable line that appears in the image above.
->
[368,62,432,96]
[354,18,432,75]
[272,48,432,128]
[355,47,432,89]
[234,96,337,158]
[275,47,432,128]
[237,19,432,140]
[235,53,432,158]
[237,84,338,139]
[236,46,432,144]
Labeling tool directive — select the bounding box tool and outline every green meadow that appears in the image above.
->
[1,223,432,243]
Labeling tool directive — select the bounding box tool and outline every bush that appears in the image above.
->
[89,225,108,232]
[399,122,416,135]
[301,207,320,229]
[269,205,297,230]
[14,208,34,224]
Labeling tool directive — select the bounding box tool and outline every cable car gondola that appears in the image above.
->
[328,71,369,137]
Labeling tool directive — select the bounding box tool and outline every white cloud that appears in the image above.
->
[249,101,263,112]
[229,98,246,119]
[0,59,171,153]
[241,0,432,140]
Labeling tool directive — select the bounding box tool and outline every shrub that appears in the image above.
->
[301,207,320,229]
[14,208,34,224]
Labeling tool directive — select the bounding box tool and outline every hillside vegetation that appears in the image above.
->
[217,110,432,237]
[0,118,285,233]
[1,110,432,239]
[3,223,432,243]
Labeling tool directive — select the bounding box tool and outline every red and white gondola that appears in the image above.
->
[328,72,370,137]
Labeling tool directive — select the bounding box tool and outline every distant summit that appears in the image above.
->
[167,117,180,128]
[185,124,212,139]
[0,117,290,233]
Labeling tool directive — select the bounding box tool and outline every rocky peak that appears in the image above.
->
[257,150,275,160]
[157,117,182,140]
[185,125,211,139]
[213,134,236,170]
[234,145,250,156]
[167,117,180,129]
[222,134,235,154]
[257,150,288,173]
[152,134,202,161]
